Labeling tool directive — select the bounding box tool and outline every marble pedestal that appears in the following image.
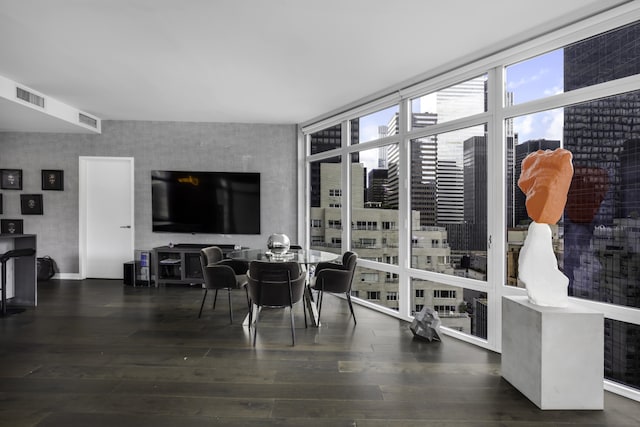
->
[501,296,603,410]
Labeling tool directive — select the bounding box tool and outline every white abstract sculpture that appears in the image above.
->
[518,222,569,307]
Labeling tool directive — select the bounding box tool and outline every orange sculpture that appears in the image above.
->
[518,149,574,224]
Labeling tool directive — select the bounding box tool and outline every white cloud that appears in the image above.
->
[543,85,563,96]
[359,150,379,172]
[359,124,380,143]
[515,115,535,140]
[514,109,563,143]
[507,67,549,90]
[545,109,564,141]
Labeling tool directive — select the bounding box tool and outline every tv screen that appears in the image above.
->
[151,170,260,234]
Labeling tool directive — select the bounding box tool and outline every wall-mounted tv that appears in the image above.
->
[151,170,260,234]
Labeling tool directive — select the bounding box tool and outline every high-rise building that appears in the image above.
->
[311,162,470,332]
[436,159,464,223]
[366,168,389,207]
[463,136,488,251]
[563,20,640,389]
[385,112,438,227]
[309,122,359,207]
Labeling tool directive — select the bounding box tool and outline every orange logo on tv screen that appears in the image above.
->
[518,148,574,224]
[178,176,199,186]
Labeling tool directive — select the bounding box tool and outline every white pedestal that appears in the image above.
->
[501,296,604,410]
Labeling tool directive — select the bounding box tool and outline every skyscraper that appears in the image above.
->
[366,168,389,207]
[309,122,360,208]
[385,112,438,227]
[563,20,640,389]
[436,159,464,224]
[463,136,487,251]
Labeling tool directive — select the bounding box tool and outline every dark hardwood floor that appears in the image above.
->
[0,279,638,426]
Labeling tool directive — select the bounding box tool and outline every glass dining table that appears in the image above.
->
[228,248,340,327]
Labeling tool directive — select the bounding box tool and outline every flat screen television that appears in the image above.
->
[151,170,260,234]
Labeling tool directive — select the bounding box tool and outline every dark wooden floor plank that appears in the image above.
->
[0,279,637,427]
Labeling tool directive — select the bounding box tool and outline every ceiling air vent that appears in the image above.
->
[16,86,45,108]
[78,113,98,128]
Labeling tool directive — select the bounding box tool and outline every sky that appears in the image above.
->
[354,48,565,174]
[507,48,564,143]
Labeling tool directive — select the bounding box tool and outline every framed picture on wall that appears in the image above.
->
[0,169,22,190]
[42,169,64,190]
[1,219,23,234]
[20,194,43,215]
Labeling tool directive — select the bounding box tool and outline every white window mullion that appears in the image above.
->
[486,66,507,353]
[397,98,412,319]
[297,127,308,248]
[342,120,351,252]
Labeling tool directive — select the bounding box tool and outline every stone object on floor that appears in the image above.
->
[410,306,442,342]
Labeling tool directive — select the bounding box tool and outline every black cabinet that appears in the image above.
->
[152,244,238,286]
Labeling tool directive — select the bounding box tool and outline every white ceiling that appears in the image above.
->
[0,0,631,132]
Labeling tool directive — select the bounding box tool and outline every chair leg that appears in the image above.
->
[227,288,233,324]
[1,262,6,317]
[289,304,296,346]
[252,304,259,346]
[302,299,308,328]
[346,293,357,324]
[317,290,324,324]
[244,287,252,328]
[213,289,218,309]
[198,289,208,318]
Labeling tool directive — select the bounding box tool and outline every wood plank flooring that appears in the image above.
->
[0,279,638,426]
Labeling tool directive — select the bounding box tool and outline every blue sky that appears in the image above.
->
[355,48,565,171]
[507,48,564,143]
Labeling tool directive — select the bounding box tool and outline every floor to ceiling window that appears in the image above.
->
[504,21,640,392]
[303,10,640,400]
[350,142,400,311]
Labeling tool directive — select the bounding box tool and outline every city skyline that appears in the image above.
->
[355,49,565,174]
[309,19,640,392]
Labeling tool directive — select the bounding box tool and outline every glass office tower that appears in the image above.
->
[563,21,640,390]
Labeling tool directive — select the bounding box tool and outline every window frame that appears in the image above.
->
[301,4,640,401]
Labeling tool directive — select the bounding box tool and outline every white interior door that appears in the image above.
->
[79,157,134,279]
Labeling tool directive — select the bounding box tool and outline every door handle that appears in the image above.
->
[120,225,132,229]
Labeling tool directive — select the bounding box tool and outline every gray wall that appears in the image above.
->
[0,120,298,274]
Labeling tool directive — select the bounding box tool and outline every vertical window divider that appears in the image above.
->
[342,120,352,253]
[298,127,309,248]
[487,66,507,352]
[397,97,412,318]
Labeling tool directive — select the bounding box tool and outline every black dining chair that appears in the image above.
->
[246,260,307,346]
[310,251,358,325]
[199,246,249,323]
[201,246,224,266]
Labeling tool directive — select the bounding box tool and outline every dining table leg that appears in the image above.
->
[304,283,320,327]
[242,304,259,327]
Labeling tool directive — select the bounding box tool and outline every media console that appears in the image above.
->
[152,244,237,287]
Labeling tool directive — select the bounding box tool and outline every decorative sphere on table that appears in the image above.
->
[267,233,290,255]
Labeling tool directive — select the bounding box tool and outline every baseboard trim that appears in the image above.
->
[53,273,83,280]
